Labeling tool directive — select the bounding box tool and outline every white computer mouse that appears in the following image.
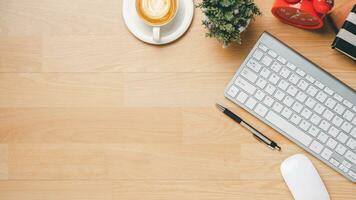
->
[280,154,330,200]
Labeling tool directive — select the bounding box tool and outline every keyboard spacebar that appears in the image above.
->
[265,111,313,146]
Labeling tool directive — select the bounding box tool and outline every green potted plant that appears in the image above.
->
[197,0,261,47]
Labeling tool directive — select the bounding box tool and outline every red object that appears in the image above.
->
[271,0,334,29]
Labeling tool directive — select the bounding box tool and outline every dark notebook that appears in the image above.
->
[332,4,356,60]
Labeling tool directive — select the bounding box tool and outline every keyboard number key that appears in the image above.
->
[261,55,273,66]
[260,68,271,79]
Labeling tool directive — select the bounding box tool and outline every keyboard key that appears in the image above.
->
[254,103,268,117]
[297,80,308,91]
[348,171,356,179]
[326,138,337,149]
[258,43,268,51]
[286,62,296,70]
[334,104,346,115]
[260,68,271,79]
[319,120,330,131]
[274,90,285,101]
[283,96,295,107]
[287,85,298,96]
[272,102,284,113]
[325,98,336,109]
[346,138,356,149]
[277,56,287,64]
[292,102,303,113]
[281,108,293,119]
[315,81,324,89]
[261,55,273,66]
[299,120,311,131]
[339,164,349,173]
[306,86,318,96]
[330,158,340,167]
[266,111,312,146]
[332,115,343,127]
[254,90,266,101]
[305,75,315,83]
[227,86,239,97]
[246,97,257,109]
[246,58,262,72]
[328,126,339,137]
[324,87,334,95]
[342,160,352,169]
[253,49,264,60]
[345,151,356,164]
[317,132,329,143]
[278,79,289,90]
[235,77,256,95]
[263,96,274,107]
[305,98,316,109]
[241,68,258,83]
[296,68,306,77]
[256,78,267,89]
[301,108,312,119]
[322,109,334,121]
[314,104,325,115]
[279,67,290,78]
[337,132,348,143]
[335,144,347,155]
[310,140,323,154]
[310,114,321,125]
[341,121,352,133]
[296,91,307,103]
[271,62,282,72]
[236,91,248,103]
[343,99,353,108]
[265,84,276,95]
[309,126,320,137]
[334,93,343,102]
[289,73,300,84]
[268,50,278,58]
[343,110,354,121]
[315,91,327,103]
[268,73,280,84]
[321,148,333,160]
[291,114,302,125]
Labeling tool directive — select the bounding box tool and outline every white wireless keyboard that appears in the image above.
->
[224,32,356,182]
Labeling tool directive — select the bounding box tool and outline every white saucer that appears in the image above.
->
[122,0,194,45]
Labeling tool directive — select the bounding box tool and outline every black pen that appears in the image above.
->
[216,103,281,151]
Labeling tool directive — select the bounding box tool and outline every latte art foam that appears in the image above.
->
[136,0,177,26]
[141,0,171,19]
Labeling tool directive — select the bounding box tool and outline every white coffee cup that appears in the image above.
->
[136,0,179,42]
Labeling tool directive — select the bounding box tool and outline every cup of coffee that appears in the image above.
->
[136,0,178,42]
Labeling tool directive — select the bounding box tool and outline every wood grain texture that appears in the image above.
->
[0,0,355,199]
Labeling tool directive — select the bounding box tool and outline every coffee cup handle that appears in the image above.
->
[153,27,160,43]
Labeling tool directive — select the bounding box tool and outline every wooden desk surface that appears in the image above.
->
[0,0,355,199]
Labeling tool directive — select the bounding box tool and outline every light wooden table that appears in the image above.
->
[0,0,355,199]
